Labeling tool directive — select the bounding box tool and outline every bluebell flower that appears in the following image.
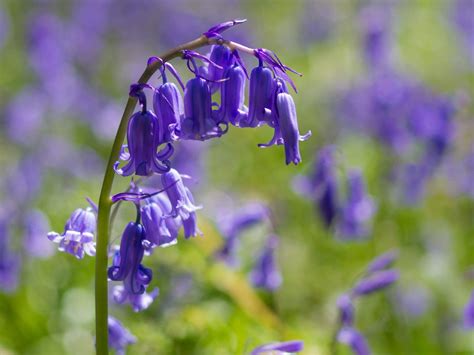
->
[337,327,371,355]
[115,85,173,176]
[47,207,96,259]
[337,294,354,327]
[463,289,474,329]
[108,222,152,295]
[365,250,398,274]
[112,284,159,312]
[108,316,136,355]
[352,269,399,296]
[249,235,282,291]
[161,168,201,220]
[258,80,311,165]
[141,202,178,248]
[251,340,304,355]
[336,170,375,240]
[205,45,235,93]
[216,63,248,126]
[239,65,274,127]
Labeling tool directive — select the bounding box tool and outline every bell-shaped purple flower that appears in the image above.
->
[141,202,178,248]
[352,269,399,296]
[216,63,247,126]
[153,81,184,143]
[249,235,282,291]
[463,289,474,329]
[177,76,227,140]
[337,294,354,327]
[205,45,235,93]
[108,222,152,295]
[108,316,136,355]
[251,340,304,355]
[337,327,371,355]
[112,284,159,312]
[365,250,398,274]
[47,207,96,259]
[161,168,201,220]
[337,170,375,240]
[239,65,274,127]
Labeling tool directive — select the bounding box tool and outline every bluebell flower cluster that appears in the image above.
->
[335,251,399,355]
[294,146,376,240]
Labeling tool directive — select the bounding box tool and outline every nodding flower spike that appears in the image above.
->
[217,63,248,126]
[206,45,235,93]
[161,169,202,220]
[239,65,274,127]
[47,207,96,259]
[115,85,173,176]
[258,81,311,165]
[204,19,247,38]
[177,76,227,141]
[108,222,152,295]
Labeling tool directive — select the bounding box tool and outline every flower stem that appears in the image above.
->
[95,35,209,355]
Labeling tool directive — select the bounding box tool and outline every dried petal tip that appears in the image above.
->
[251,340,304,355]
[204,19,247,38]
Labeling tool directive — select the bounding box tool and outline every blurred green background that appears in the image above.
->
[0,0,473,354]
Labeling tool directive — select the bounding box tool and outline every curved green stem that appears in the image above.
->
[95,35,209,355]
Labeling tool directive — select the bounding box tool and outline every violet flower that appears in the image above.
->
[0,219,20,292]
[463,289,474,329]
[352,270,400,296]
[108,316,136,355]
[115,85,173,176]
[251,340,304,354]
[249,235,282,291]
[336,170,375,240]
[141,202,178,248]
[112,284,159,312]
[47,207,96,259]
[365,250,398,274]
[216,63,248,126]
[205,45,235,93]
[337,294,355,327]
[108,222,152,295]
[337,327,371,355]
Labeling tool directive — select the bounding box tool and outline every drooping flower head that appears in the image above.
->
[108,222,152,295]
[249,235,282,291]
[47,207,96,259]
[108,316,136,355]
[115,84,173,176]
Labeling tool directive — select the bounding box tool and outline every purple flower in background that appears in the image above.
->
[249,235,282,291]
[108,316,136,355]
[463,289,474,329]
[366,250,398,274]
[352,270,399,296]
[23,209,54,258]
[337,170,375,240]
[108,223,152,295]
[251,340,304,354]
[47,207,96,259]
[337,327,371,355]
[112,285,159,312]
[451,0,474,62]
[337,294,355,327]
[161,169,202,220]
[0,219,20,293]
[394,285,431,319]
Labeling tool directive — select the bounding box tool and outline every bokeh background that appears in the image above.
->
[0,0,473,354]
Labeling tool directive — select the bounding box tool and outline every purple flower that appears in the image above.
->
[463,289,474,329]
[108,223,152,295]
[177,76,227,140]
[108,316,136,355]
[204,45,235,93]
[352,270,399,296]
[112,285,159,312]
[153,79,184,143]
[47,207,96,259]
[23,209,55,258]
[366,250,398,274]
[239,65,274,127]
[249,235,282,291]
[161,168,201,220]
[336,170,375,240]
[337,327,371,355]
[452,0,474,62]
[0,219,20,292]
[337,294,354,327]
[251,340,304,355]
[115,85,173,176]
[216,63,248,126]
[141,202,178,248]
[181,186,202,239]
